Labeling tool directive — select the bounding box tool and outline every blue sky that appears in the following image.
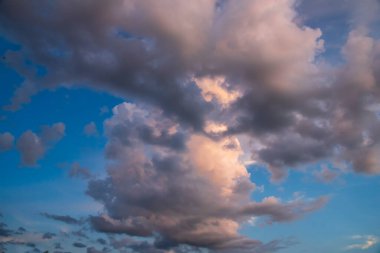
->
[1,1,380,253]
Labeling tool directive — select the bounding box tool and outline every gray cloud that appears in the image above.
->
[314,167,339,183]
[16,131,45,166]
[0,132,14,152]
[68,162,92,180]
[2,0,380,178]
[40,122,65,143]
[2,0,379,180]
[86,102,327,252]
[16,123,65,166]
[84,122,99,137]
[42,232,56,239]
[15,227,27,235]
[0,222,13,237]
[73,242,87,248]
[96,238,107,245]
[86,247,105,253]
[41,213,83,225]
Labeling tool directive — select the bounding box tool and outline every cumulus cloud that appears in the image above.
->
[2,0,380,179]
[0,132,14,152]
[16,123,65,166]
[16,131,45,166]
[86,102,327,252]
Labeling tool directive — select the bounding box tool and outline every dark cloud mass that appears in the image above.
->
[1,0,380,252]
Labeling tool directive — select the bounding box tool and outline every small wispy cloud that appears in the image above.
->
[345,235,379,250]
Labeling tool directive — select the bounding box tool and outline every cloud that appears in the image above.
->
[73,242,87,248]
[0,228,53,252]
[240,196,329,224]
[2,0,380,180]
[40,213,83,225]
[16,131,45,166]
[0,222,13,237]
[84,122,99,137]
[313,167,339,183]
[346,235,379,250]
[40,122,66,143]
[2,80,38,112]
[42,232,56,239]
[1,0,379,251]
[96,238,107,245]
[15,227,27,235]
[86,102,327,252]
[16,123,65,166]
[86,247,106,253]
[99,106,110,115]
[68,162,92,180]
[0,132,14,152]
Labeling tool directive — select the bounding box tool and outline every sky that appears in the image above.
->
[0,0,380,253]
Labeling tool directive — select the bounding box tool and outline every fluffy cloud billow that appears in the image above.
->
[16,122,65,166]
[2,0,380,178]
[86,102,327,251]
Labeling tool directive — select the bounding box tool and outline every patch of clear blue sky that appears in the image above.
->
[298,4,351,66]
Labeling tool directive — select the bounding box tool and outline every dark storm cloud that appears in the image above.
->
[41,213,83,225]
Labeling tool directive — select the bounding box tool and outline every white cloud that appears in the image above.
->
[346,235,379,250]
